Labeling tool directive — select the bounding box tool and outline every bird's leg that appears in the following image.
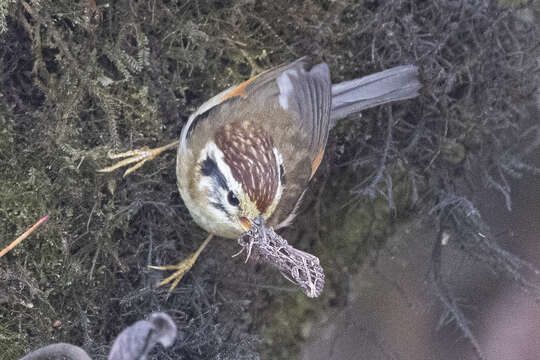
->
[98,140,179,177]
[149,234,214,294]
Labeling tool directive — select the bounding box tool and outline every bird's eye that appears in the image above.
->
[227,191,240,206]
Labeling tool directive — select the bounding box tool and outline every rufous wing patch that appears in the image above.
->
[221,73,263,101]
[310,147,325,179]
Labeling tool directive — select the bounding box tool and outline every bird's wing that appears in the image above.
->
[181,57,332,179]
[180,58,307,152]
[272,59,332,178]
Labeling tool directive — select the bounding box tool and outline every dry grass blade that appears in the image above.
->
[0,216,49,258]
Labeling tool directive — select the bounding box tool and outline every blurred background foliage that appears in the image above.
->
[0,0,539,359]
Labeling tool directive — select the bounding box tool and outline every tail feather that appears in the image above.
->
[330,65,421,124]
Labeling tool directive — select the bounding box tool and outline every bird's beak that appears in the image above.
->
[239,217,251,231]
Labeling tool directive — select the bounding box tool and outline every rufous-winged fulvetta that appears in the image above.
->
[100,57,421,292]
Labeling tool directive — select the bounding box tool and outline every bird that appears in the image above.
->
[99,57,421,292]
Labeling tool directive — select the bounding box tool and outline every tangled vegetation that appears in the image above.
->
[1,0,539,359]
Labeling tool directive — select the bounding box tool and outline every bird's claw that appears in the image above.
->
[148,255,196,295]
[148,234,213,297]
[98,141,179,177]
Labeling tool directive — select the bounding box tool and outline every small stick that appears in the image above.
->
[0,216,49,258]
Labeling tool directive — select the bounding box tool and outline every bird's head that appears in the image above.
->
[181,120,284,239]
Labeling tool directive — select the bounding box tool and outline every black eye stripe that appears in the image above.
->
[210,201,230,217]
[201,156,229,190]
[200,156,216,176]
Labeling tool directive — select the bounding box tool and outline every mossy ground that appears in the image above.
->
[1,1,539,359]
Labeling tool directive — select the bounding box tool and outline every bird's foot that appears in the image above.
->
[148,234,213,295]
[148,254,197,294]
[98,140,179,177]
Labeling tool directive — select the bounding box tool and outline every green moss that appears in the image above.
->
[0,324,31,360]
[260,294,316,358]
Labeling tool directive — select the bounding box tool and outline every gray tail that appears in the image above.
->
[330,65,421,124]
